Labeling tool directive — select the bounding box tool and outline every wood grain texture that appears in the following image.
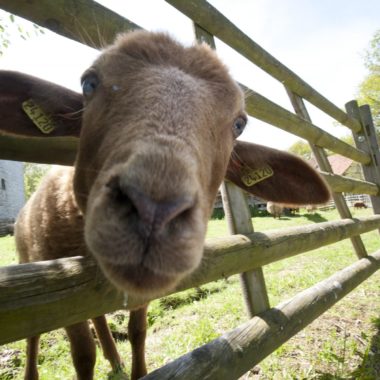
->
[142,250,380,379]
[286,90,368,259]
[0,0,140,48]
[346,101,380,214]
[193,23,270,318]
[1,215,380,344]
[1,86,370,165]
[320,171,379,196]
[244,88,370,165]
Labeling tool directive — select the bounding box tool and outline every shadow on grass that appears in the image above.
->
[350,317,380,379]
[303,212,328,223]
[159,285,227,311]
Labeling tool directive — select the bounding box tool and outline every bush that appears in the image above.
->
[211,208,225,219]
[210,205,269,220]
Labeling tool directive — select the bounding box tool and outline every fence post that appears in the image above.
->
[286,90,368,258]
[346,101,380,215]
[221,182,270,316]
[193,23,270,316]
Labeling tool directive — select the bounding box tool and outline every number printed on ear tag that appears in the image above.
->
[22,99,56,134]
[241,165,274,187]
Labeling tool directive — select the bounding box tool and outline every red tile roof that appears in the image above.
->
[309,154,353,175]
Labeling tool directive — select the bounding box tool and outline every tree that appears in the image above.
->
[288,139,312,159]
[0,11,44,56]
[24,163,50,199]
[357,29,380,131]
[340,134,354,146]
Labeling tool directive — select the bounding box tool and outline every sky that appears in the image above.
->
[0,0,379,149]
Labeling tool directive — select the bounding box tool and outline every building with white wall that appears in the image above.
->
[0,160,25,235]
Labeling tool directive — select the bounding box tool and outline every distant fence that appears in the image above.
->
[0,1,379,379]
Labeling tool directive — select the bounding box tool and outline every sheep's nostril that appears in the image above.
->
[106,177,136,214]
[108,179,195,237]
[153,197,195,232]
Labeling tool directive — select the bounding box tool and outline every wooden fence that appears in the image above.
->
[0,1,380,379]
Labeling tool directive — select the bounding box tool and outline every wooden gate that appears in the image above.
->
[0,1,379,379]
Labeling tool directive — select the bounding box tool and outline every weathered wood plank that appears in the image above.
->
[221,182,270,316]
[244,88,370,165]
[0,0,140,48]
[320,171,379,196]
[1,85,370,166]
[359,105,380,213]
[193,22,270,317]
[165,0,362,133]
[1,215,380,344]
[346,101,380,215]
[0,134,77,165]
[142,249,380,379]
[286,89,368,259]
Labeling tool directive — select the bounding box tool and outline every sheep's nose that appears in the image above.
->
[109,179,195,238]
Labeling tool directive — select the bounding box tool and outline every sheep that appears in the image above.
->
[266,201,284,218]
[2,30,330,380]
[306,204,318,213]
[354,201,367,209]
[283,207,299,216]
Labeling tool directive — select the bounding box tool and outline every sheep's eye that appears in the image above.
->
[232,116,247,138]
[81,73,99,98]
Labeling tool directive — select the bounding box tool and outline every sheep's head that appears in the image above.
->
[0,31,330,298]
[73,31,246,296]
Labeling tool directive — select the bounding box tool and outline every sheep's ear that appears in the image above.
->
[0,71,83,164]
[225,140,330,204]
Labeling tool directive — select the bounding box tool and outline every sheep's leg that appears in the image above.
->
[91,315,123,371]
[129,305,148,380]
[65,321,96,380]
[24,335,40,380]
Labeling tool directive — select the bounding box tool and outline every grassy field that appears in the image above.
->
[1,208,379,379]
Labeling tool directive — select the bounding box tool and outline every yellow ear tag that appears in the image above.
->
[241,164,274,187]
[22,99,56,134]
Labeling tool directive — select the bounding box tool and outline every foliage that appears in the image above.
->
[23,163,50,199]
[357,29,380,132]
[0,236,17,266]
[288,139,312,159]
[363,29,380,72]
[340,134,354,146]
[210,204,268,220]
[0,10,44,56]
[210,207,225,220]
[289,31,379,156]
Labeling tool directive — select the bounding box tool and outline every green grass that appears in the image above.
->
[1,208,379,379]
[0,236,17,267]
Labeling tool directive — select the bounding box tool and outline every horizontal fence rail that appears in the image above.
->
[243,89,370,164]
[0,88,370,166]
[0,0,141,48]
[142,249,380,379]
[320,172,380,196]
[165,0,362,133]
[0,134,77,165]
[1,216,380,344]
